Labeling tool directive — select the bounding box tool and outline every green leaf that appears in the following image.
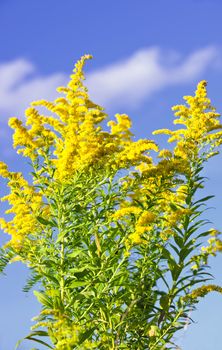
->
[0,248,14,274]
[69,265,96,274]
[169,203,178,211]
[23,272,41,293]
[175,278,212,296]
[78,327,96,345]
[15,331,53,349]
[56,228,70,242]
[68,249,85,258]
[169,243,180,256]
[174,235,184,249]
[68,280,88,288]
[29,331,49,337]
[196,230,215,240]
[193,195,214,205]
[33,291,53,308]
[179,246,194,261]
[36,216,55,227]
[159,294,170,309]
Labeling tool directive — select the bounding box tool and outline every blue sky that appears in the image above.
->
[0,0,222,349]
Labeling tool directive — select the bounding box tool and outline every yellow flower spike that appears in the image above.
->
[67,54,92,92]
[137,210,156,225]
[0,161,10,178]
[152,128,173,136]
[8,116,39,158]
[158,149,172,159]
[112,206,142,220]
[183,284,222,301]
[8,117,22,129]
[195,80,208,98]
[7,56,157,182]
[25,107,40,119]
[128,232,143,245]
[0,169,46,250]
[107,114,134,143]
[153,80,222,164]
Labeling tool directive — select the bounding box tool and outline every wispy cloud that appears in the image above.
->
[0,46,220,119]
[0,59,66,117]
[86,46,219,108]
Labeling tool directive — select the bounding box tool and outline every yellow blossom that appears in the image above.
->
[0,161,10,178]
[137,210,156,225]
[112,206,142,220]
[153,80,222,162]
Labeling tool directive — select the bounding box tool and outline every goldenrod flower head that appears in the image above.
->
[112,206,142,220]
[5,55,160,184]
[0,161,10,178]
[183,284,222,302]
[153,80,222,163]
[137,210,156,225]
[158,149,172,159]
[128,231,144,245]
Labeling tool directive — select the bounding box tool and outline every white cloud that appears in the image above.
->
[0,46,219,119]
[0,59,66,117]
[86,46,219,108]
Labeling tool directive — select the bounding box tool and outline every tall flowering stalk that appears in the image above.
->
[0,56,222,349]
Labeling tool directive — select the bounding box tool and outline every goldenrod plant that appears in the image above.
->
[0,55,222,349]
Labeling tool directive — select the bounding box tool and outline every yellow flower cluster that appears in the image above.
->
[0,166,45,249]
[201,236,222,256]
[131,83,222,242]
[121,159,193,247]
[165,208,193,228]
[113,207,156,247]
[128,224,152,245]
[190,229,222,270]
[158,149,172,159]
[137,210,156,225]
[127,210,156,245]
[7,55,158,182]
[0,161,10,178]
[153,80,222,161]
[183,284,222,302]
[8,110,56,160]
[159,228,174,241]
[176,185,188,202]
[107,113,133,140]
[112,206,142,220]
[115,139,158,168]
[48,318,80,350]
[136,156,189,180]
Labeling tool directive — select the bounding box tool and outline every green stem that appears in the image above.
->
[57,185,65,307]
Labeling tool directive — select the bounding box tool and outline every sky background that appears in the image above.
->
[0,0,222,349]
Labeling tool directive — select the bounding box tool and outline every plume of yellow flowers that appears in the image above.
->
[153,80,222,161]
[0,55,159,254]
[7,55,158,182]
[0,164,46,250]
